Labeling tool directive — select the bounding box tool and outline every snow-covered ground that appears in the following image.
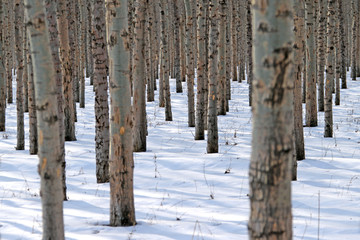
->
[1,72,359,239]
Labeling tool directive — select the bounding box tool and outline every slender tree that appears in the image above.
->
[92,0,110,182]
[160,0,172,121]
[57,0,76,141]
[249,0,294,238]
[0,0,5,132]
[338,0,347,89]
[27,50,37,155]
[25,0,65,238]
[324,0,335,138]
[173,0,182,93]
[106,0,136,226]
[351,0,357,80]
[294,0,306,160]
[207,0,220,154]
[217,0,226,116]
[247,0,253,106]
[305,0,318,127]
[15,0,25,150]
[317,0,326,112]
[133,0,148,152]
[184,0,195,127]
[195,0,206,140]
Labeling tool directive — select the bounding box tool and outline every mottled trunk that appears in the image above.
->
[184,0,195,127]
[339,0,347,89]
[195,0,206,140]
[92,0,110,182]
[324,0,335,138]
[6,1,13,104]
[27,51,38,155]
[351,0,357,80]
[225,0,231,111]
[45,0,66,200]
[133,0,148,152]
[57,0,76,141]
[86,0,94,84]
[217,0,226,116]
[106,0,136,226]
[15,0,25,151]
[249,0,294,239]
[305,0,318,127]
[247,0,253,106]
[0,0,5,132]
[23,35,29,113]
[146,1,155,102]
[78,0,86,109]
[335,1,340,106]
[174,0,182,93]
[179,0,186,83]
[25,0,65,238]
[294,0,305,160]
[317,0,326,112]
[207,0,219,154]
[231,0,237,81]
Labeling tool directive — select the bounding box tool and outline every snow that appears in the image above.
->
[1,72,360,239]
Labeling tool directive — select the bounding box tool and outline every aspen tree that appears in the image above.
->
[325,0,336,138]
[317,0,327,112]
[305,0,318,127]
[57,0,76,141]
[217,0,226,116]
[106,0,136,226]
[0,0,5,132]
[92,0,110,182]
[294,0,306,160]
[184,0,195,127]
[195,0,206,140]
[15,0,25,150]
[45,0,67,199]
[25,0,65,238]
[249,0,294,238]
[207,0,219,154]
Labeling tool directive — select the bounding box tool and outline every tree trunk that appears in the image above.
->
[133,0,148,152]
[231,0,237,81]
[335,1,340,106]
[92,0,110,182]
[217,0,226,116]
[247,0,253,107]
[195,0,206,140]
[174,0,182,93]
[45,0,67,200]
[106,0,136,226]
[184,0,195,127]
[305,0,318,127]
[25,0,65,238]
[179,0,186,83]
[15,0,25,151]
[339,0,347,89]
[6,1,13,104]
[57,0,76,141]
[146,0,155,102]
[27,50,38,155]
[160,0,172,121]
[294,0,305,160]
[325,0,335,138]
[317,0,326,112]
[0,0,5,132]
[206,0,219,154]
[351,0,357,80]
[249,0,294,238]
[225,0,231,111]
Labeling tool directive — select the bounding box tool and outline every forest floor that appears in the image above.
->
[0,72,360,240]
